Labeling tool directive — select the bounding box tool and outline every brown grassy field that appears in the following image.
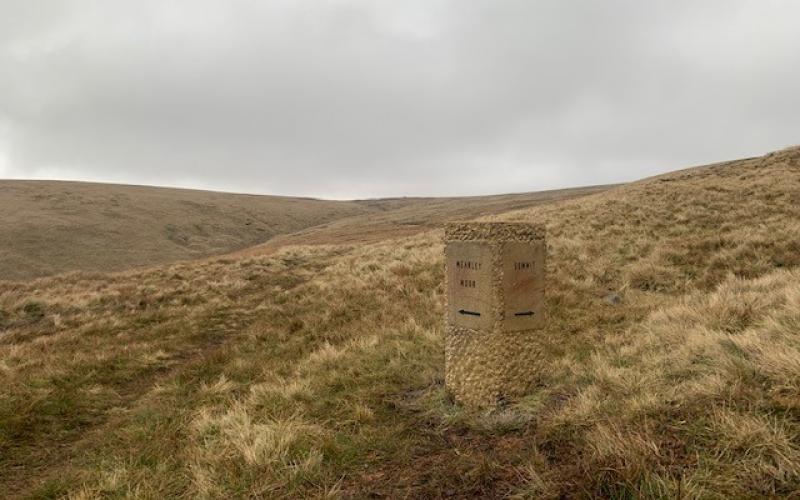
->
[0,180,372,281]
[237,185,612,255]
[1,147,799,498]
[0,180,609,282]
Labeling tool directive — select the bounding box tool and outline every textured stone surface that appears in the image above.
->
[444,222,547,408]
[444,222,546,242]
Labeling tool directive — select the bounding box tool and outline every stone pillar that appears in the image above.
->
[444,222,546,408]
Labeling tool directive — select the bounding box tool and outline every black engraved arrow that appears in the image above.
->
[458,309,481,316]
[514,311,535,317]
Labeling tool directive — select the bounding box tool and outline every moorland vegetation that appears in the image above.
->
[1,147,799,497]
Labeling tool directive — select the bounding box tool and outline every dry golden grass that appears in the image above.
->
[1,147,799,497]
[238,185,612,256]
[0,180,609,282]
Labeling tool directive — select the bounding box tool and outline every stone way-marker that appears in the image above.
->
[444,222,546,408]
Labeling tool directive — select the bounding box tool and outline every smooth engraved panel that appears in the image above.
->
[446,241,493,330]
[502,241,545,331]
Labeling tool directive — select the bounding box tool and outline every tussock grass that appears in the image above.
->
[1,148,799,497]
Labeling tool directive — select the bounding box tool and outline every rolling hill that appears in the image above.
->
[0,180,371,281]
[238,185,612,255]
[0,180,610,281]
[1,146,799,497]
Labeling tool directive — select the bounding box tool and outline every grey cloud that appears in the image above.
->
[1,0,798,198]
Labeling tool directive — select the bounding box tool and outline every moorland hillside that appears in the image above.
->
[0,180,609,281]
[1,146,799,497]
[239,185,612,255]
[0,180,369,281]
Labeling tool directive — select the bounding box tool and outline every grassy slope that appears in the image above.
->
[0,180,374,281]
[0,181,610,282]
[239,185,612,254]
[1,147,799,497]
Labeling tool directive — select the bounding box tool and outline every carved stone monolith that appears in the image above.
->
[444,222,546,407]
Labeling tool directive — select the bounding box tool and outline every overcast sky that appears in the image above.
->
[0,1,798,199]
